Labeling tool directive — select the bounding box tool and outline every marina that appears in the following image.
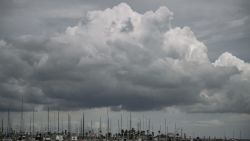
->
[0,107,248,141]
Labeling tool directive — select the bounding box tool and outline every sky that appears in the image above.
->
[0,0,250,138]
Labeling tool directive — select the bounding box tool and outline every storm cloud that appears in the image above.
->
[0,3,250,113]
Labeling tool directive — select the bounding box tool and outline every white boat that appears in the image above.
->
[2,138,13,141]
[71,136,78,141]
[56,135,64,141]
[44,137,51,141]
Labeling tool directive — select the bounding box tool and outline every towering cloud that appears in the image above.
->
[0,3,249,113]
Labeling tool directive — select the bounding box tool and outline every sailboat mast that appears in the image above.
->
[1,119,3,133]
[239,129,242,140]
[32,108,35,135]
[57,110,59,133]
[118,119,120,133]
[159,120,161,133]
[68,113,71,135]
[29,115,32,134]
[80,118,82,137]
[174,122,176,134]
[82,112,84,138]
[139,119,141,131]
[142,114,144,131]
[48,107,50,133]
[164,118,167,135]
[120,113,122,130]
[20,96,24,133]
[91,120,93,133]
[107,110,109,133]
[148,119,150,132]
[99,117,102,135]
[7,109,10,134]
[129,112,132,130]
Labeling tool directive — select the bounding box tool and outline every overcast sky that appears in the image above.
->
[0,0,250,138]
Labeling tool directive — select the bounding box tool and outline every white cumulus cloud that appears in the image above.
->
[0,3,249,113]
